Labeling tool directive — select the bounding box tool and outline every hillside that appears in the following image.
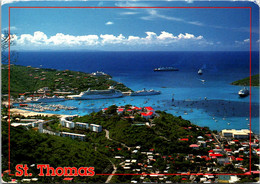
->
[231,74,259,86]
[2,64,131,97]
[1,121,111,183]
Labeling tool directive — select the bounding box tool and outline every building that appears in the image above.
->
[60,116,75,128]
[141,112,154,120]
[117,108,125,114]
[221,129,252,139]
[189,144,199,150]
[37,87,51,93]
[91,71,107,76]
[75,122,89,129]
[61,132,86,141]
[144,107,155,113]
[90,124,102,132]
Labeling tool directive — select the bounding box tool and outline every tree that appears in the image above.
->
[1,30,17,64]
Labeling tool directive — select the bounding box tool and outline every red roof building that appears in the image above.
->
[189,144,199,149]
[209,153,223,157]
[132,106,142,111]
[141,112,153,119]
[180,138,189,141]
[63,178,73,181]
[117,108,125,114]
[144,107,155,112]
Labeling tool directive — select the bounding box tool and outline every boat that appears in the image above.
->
[67,86,123,100]
[238,87,249,97]
[32,95,65,103]
[154,67,179,72]
[130,88,161,96]
[198,69,203,75]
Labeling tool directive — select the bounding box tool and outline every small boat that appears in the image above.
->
[198,69,203,75]
[238,87,249,97]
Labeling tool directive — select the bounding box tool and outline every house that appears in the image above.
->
[189,144,199,150]
[102,108,108,112]
[117,108,125,114]
[217,157,230,165]
[141,112,153,120]
[144,107,155,113]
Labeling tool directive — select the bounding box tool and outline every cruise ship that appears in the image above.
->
[67,86,123,100]
[131,88,161,96]
[154,67,179,72]
[32,95,65,103]
[238,88,249,97]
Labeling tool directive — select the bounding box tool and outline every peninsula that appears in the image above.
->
[2,64,131,98]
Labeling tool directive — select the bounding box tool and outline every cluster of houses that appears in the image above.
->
[103,106,156,120]
[109,125,259,183]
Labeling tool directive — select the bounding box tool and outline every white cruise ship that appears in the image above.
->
[131,88,161,96]
[67,86,123,100]
[33,95,65,103]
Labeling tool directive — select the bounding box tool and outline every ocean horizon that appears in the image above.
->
[9,51,260,134]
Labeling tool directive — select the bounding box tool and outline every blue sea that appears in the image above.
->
[13,51,259,134]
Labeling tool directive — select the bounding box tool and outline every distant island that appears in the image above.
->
[2,64,131,98]
[231,74,259,86]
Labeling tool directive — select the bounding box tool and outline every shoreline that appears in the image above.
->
[9,108,69,118]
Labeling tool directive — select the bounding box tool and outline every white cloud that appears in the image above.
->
[14,31,208,50]
[100,34,125,44]
[115,1,151,7]
[105,21,114,25]
[120,11,139,15]
[141,9,204,27]
[235,38,250,45]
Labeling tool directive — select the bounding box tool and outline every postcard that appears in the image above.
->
[1,0,259,183]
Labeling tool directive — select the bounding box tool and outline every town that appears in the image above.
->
[2,104,259,183]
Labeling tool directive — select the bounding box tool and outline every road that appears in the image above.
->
[212,133,228,156]
[104,129,131,150]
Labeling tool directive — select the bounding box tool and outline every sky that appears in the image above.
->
[1,0,259,51]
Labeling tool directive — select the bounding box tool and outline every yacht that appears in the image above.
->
[238,88,249,97]
[198,69,203,75]
[131,88,161,96]
[67,86,123,100]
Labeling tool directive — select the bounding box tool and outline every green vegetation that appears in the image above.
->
[231,74,259,86]
[74,106,212,156]
[2,64,131,97]
[2,120,112,183]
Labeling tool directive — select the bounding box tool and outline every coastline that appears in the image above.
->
[9,108,68,117]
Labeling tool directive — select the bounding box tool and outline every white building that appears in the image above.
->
[61,132,86,141]
[75,122,89,129]
[90,124,102,132]
[221,129,252,139]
